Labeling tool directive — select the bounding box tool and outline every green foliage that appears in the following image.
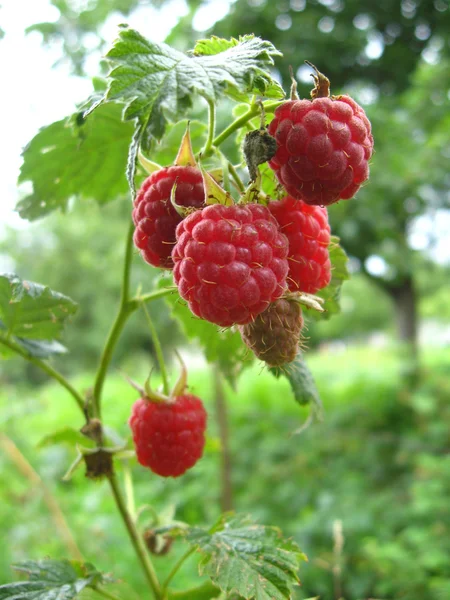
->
[0,559,107,600]
[103,29,283,190]
[270,353,322,418]
[186,514,305,600]
[311,237,350,320]
[164,281,252,384]
[0,274,77,359]
[17,102,133,221]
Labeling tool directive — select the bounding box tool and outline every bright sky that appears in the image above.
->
[0,0,448,267]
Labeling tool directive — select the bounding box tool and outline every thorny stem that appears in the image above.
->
[141,301,170,396]
[202,96,216,155]
[108,473,162,599]
[0,334,85,415]
[161,547,196,598]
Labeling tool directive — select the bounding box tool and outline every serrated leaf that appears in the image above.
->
[0,333,68,359]
[0,274,77,340]
[309,236,350,320]
[186,514,305,600]
[270,352,323,418]
[0,274,78,340]
[164,286,251,385]
[17,101,133,220]
[105,29,283,152]
[0,559,106,600]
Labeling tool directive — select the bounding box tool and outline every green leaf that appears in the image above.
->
[105,29,283,148]
[17,101,133,220]
[0,274,77,340]
[163,283,252,384]
[186,514,305,600]
[270,352,322,412]
[0,335,68,359]
[0,559,106,600]
[309,236,350,320]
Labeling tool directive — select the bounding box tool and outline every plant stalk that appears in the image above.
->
[202,96,216,155]
[0,334,85,415]
[108,473,161,599]
[141,302,170,396]
[161,547,195,598]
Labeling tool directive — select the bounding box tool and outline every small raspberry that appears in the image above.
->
[239,298,303,367]
[132,166,204,269]
[172,203,289,327]
[129,394,207,478]
[268,196,331,294]
[268,95,373,205]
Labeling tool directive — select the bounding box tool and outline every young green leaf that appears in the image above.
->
[37,427,94,449]
[0,274,77,340]
[308,236,350,320]
[186,514,305,600]
[105,29,283,153]
[0,559,107,600]
[270,352,322,413]
[17,101,133,221]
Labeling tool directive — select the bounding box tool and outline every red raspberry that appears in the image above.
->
[268,196,331,294]
[132,166,204,269]
[129,394,207,478]
[268,96,373,205]
[172,203,289,327]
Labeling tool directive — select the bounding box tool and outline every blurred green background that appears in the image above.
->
[1,0,450,598]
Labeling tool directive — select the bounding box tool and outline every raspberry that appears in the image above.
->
[172,203,289,327]
[132,166,204,269]
[268,196,331,294]
[129,394,207,478]
[239,298,303,367]
[268,95,373,205]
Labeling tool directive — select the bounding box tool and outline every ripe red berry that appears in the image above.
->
[172,203,289,327]
[129,394,207,478]
[268,196,331,294]
[132,166,204,269]
[268,95,373,205]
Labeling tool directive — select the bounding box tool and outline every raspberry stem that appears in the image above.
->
[161,547,196,597]
[107,473,162,599]
[141,301,170,396]
[202,95,216,156]
[210,99,284,152]
[0,333,85,414]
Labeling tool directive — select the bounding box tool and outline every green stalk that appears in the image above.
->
[108,474,161,599]
[202,96,216,155]
[0,334,85,415]
[93,222,134,418]
[128,288,173,311]
[161,547,195,598]
[211,99,283,150]
[141,302,170,396]
[228,163,245,192]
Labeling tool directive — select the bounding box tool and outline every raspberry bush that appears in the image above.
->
[0,29,369,600]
